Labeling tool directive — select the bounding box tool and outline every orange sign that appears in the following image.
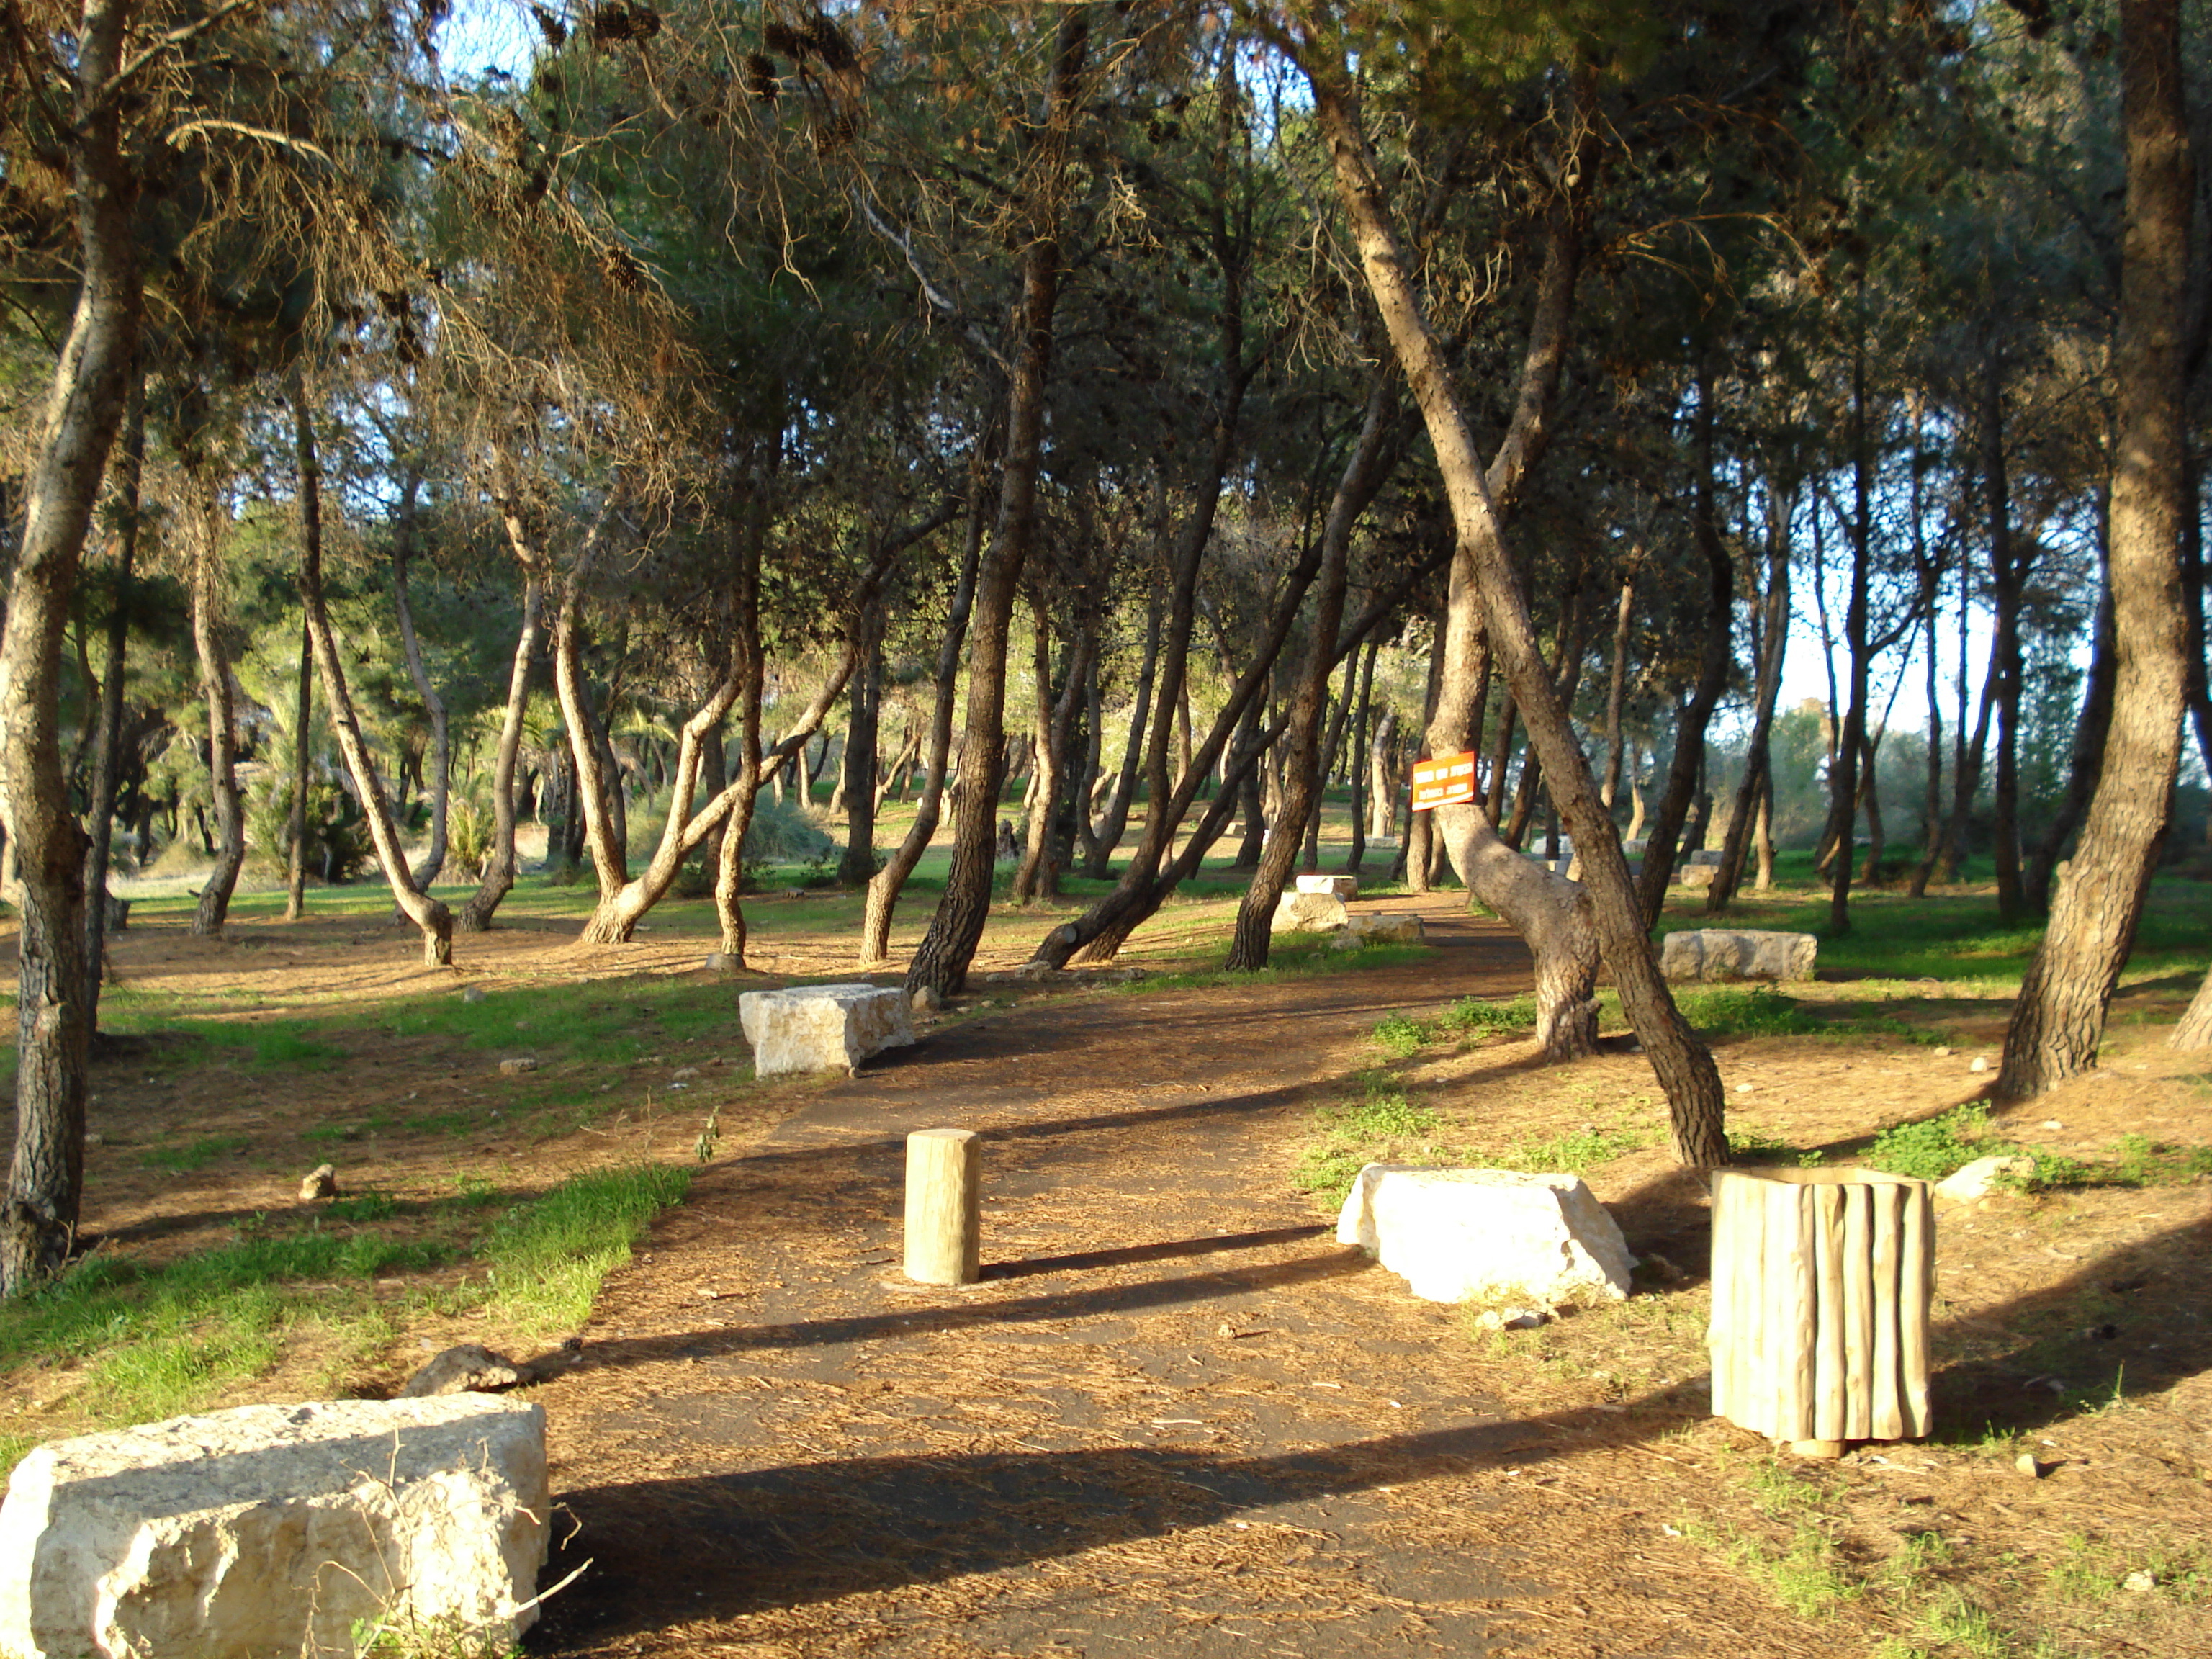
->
[1411,751,1478,810]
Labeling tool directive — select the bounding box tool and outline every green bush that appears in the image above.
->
[742,791,835,866]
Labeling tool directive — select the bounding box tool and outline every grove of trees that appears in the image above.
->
[1,0,2203,1291]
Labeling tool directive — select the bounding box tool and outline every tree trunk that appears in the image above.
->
[2023,534,2117,912]
[1306,47,1727,1163]
[391,472,449,890]
[188,469,246,939]
[284,611,312,920]
[0,0,143,1295]
[863,465,989,962]
[1636,365,1734,928]
[1709,490,1791,913]
[83,367,144,1025]
[461,575,542,931]
[1229,373,1395,970]
[1982,358,2028,925]
[1014,606,1084,902]
[2001,0,2193,1094]
[1344,637,1378,874]
[839,608,885,886]
[906,11,1089,998]
[1367,703,1397,841]
[1087,570,1161,877]
[1601,573,1634,809]
[291,377,452,965]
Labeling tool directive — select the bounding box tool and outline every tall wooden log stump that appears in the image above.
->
[904,1128,981,1285]
[1709,1168,1933,1459]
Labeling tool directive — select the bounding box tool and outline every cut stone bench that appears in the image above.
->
[1659,929,1817,984]
[0,1397,548,1659]
[1331,912,1426,949]
[1270,891,1348,934]
[1294,874,1359,900]
[1336,1164,1634,1305]
[739,983,916,1076]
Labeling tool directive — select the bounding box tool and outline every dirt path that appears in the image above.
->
[531,902,1818,1658]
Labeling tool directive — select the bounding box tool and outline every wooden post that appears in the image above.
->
[904,1128,981,1285]
[1708,1167,1933,1455]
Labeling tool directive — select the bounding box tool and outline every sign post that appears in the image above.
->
[1411,752,1478,811]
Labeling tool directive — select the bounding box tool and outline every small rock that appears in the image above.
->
[2042,1119,2064,1130]
[297,1164,337,1202]
[1475,1307,1550,1332]
[1215,1321,1238,1339]
[400,1343,524,1398]
[2015,1451,2045,1479]
[462,986,487,1004]
[2124,1570,2157,1593]
[1969,1056,1991,1074]
[499,1057,539,1076]
[911,984,940,1015]
[705,951,733,973]
[1933,1046,1951,1058]
[1733,1082,1754,1097]
[1934,1154,2036,1205]
[671,1066,701,1082]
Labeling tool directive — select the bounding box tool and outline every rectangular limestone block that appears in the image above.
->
[1335,1165,1634,1305]
[1293,874,1359,899]
[1658,929,1818,984]
[1675,863,1719,888]
[1270,892,1348,934]
[1331,912,1426,950]
[739,983,917,1075]
[0,1397,549,1659]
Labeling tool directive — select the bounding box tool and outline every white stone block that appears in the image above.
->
[1335,1165,1634,1305]
[0,1397,549,1659]
[1933,1154,2036,1205]
[1658,929,1817,984]
[1329,912,1426,950]
[1270,892,1348,934]
[739,983,916,1076]
[1293,874,1359,899]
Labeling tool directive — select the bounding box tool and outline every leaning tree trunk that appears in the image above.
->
[1306,45,1727,1164]
[2000,0,2193,1096]
[839,607,886,888]
[83,366,143,1025]
[1636,365,1733,928]
[461,576,542,931]
[291,378,453,965]
[189,472,247,940]
[391,472,449,890]
[1228,372,1395,970]
[1086,570,1161,877]
[1710,498,1791,914]
[2023,542,2116,912]
[1982,358,2029,926]
[1343,637,1377,874]
[1,0,141,1292]
[907,6,1089,999]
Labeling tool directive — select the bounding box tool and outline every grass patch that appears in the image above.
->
[1292,1079,1454,1200]
[142,1134,251,1173]
[1367,994,1537,1058]
[0,1164,691,1466]
[1494,1121,1646,1175]
[477,1163,692,1331]
[1674,985,1825,1038]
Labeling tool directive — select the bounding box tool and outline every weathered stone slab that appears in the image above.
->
[1933,1154,2036,1205]
[1330,912,1426,950]
[1675,863,1719,889]
[1294,874,1359,900]
[739,983,916,1076]
[1336,1165,1633,1305]
[1270,892,1348,934]
[0,1397,549,1659]
[1659,929,1818,984]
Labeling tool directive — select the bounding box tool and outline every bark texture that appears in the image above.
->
[2000,0,2193,1097]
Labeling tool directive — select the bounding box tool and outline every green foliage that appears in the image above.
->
[1494,1121,1646,1175]
[742,792,835,868]
[1865,1104,2000,1182]
[1673,985,1824,1038]
[1439,994,1539,1035]
[143,1135,252,1172]
[1292,1080,1452,1200]
[478,1164,691,1331]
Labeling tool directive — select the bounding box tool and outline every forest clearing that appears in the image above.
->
[5,0,2212,1654]
[3,799,2208,1657]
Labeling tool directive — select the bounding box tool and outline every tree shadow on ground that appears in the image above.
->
[532,1209,2211,1649]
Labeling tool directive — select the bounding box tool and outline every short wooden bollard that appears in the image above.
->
[1709,1167,1933,1457]
[904,1128,981,1285]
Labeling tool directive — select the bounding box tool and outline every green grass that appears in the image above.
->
[142,1135,252,1173]
[0,1164,691,1471]
[478,1163,692,1331]
[1366,994,1537,1057]
[1493,1121,1646,1175]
